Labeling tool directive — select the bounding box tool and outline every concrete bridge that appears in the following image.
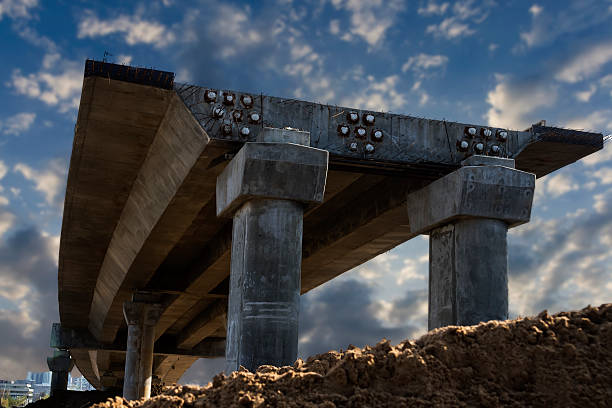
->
[49,60,603,398]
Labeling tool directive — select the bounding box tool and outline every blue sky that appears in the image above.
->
[0,0,611,385]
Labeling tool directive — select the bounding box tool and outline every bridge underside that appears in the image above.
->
[57,62,603,389]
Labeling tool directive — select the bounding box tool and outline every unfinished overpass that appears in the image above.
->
[49,60,603,397]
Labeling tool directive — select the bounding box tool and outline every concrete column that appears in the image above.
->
[138,304,162,399]
[406,156,535,330]
[122,300,162,400]
[47,350,74,396]
[216,128,328,373]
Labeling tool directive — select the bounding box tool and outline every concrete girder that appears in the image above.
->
[88,91,217,344]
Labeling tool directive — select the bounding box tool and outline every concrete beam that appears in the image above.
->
[176,299,227,349]
[406,165,535,236]
[88,91,222,344]
[216,141,328,218]
[50,323,225,358]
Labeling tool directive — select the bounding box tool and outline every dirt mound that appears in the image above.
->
[93,304,612,407]
[26,390,118,408]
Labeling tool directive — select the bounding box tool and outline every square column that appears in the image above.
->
[47,350,74,396]
[407,158,535,330]
[122,300,162,400]
[217,128,328,373]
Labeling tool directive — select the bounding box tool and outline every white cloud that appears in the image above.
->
[341,75,407,112]
[519,1,612,49]
[329,19,340,35]
[555,42,612,84]
[544,173,579,198]
[0,0,37,20]
[486,74,557,130]
[425,0,491,40]
[115,54,133,65]
[565,110,612,133]
[14,159,67,207]
[0,211,15,238]
[77,11,175,48]
[426,17,473,39]
[9,54,82,113]
[330,0,405,47]
[417,1,449,16]
[575,84,597,102]
[7,54,83,112]
[528,4,543,17]
[0,112,35,136]
[590,167,612,185]
[402,53,448,72]
[488,43,498,52]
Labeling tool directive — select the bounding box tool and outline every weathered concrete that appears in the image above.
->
[216,141,328,219]
[218,129,328,373]
[58,61,604,390]
[122,301,163,400]
[407,164,535,330]
[461,155,515,168]
[407,165,535,235]
[429,219,508,328]
[47,350,74,396]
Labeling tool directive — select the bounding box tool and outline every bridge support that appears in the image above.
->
[47,350,74,396]
[217,128,328,373]
[406,156,535,330]
[122,300,162,400]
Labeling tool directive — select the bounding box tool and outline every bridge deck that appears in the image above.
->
[58,61,603,388]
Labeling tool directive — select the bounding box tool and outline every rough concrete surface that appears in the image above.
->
[91,303,611,407]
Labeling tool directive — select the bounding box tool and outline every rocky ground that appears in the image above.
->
[84,304,612,406]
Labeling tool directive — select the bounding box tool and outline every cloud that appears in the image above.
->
[564,110,612,133]
[9,53,82,113]
[575,84,597,102]
[555,41,612,84]
[528,4,543,17]
[486,74,557,130]
[519,1,612,49]
[0,0,38,20]
[0,112,35,136]
[402,53,448,72]
[14,158,67,207]
[425,0,492,40]
[0,227,61,380]
[330,0,405,47]
[417,1,449,16]
[299,279,423,358]
[508,188,612,317]
[542,172,579,198]
[77,11,175,48]
[340,74,407,112]
[179,358,225,386]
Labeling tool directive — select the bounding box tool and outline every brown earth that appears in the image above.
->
[92,303,612,407]
[25,390,119,408]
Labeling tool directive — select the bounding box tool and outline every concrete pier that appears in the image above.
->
[217,128,328,373]
[122,300,162,400]
[47,350,74,396]
[406,157,535,330]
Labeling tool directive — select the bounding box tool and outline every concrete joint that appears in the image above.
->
[407,165,535,235]
[216,141,328,218]
[47,350,74,372]
[461,155,515,168]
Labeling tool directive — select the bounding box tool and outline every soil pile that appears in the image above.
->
[93,304,612,407]
[26,390,118,408]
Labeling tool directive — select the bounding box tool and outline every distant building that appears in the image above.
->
[26,371,51,386]
[0,380,34,405]
[68,375,95,391]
